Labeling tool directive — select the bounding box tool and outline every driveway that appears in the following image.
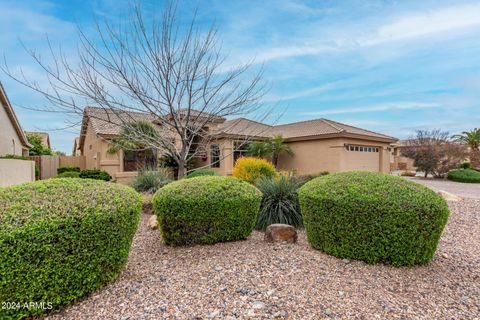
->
[407,177,480,199]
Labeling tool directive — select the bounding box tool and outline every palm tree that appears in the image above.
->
[246,140,272,159]
[270,135,293,167]
[107,121,160,170]
[245,135,293,167]
[452,128,480,150]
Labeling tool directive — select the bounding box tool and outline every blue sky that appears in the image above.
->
[1,0,480,153]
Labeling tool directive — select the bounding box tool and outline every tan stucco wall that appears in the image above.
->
[276,138,343,175]
[0,102,24,156]
[276,137,392,175]
[0,159,35,187]
[82,121,121,179]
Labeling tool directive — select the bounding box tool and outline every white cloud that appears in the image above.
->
[365,3,480,45]
[299,102,440,116]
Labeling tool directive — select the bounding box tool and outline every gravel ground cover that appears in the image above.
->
[41,196,480,320]
[407,177,480,199]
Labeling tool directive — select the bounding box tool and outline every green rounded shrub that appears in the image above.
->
[0,178,142,319]
[298,172,449,266]
[57,171,80,178]
[447,169,480,183]
[57,166,80,174]
[186,168,219,178]
[153,176,262,246]
[79,169,112,181]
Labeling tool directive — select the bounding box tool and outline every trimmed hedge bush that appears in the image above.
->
[447,169,480,183]
[232,157,277,183]
[79,169,112,181]
[0,178,142,319]
[153,176,262,246]
[186,168,219,178]
[299,172,449,266]
[57,166,80,174]
[57,171,80,178]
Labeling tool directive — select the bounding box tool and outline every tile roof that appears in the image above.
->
[79,107,397,144]
[216,118,273,138]
[272,118,397,141]
[84,107,156,136]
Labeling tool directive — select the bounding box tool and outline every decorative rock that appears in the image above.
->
[252,301,265,309]
[264,224,297,243]
[208,310,220,318]
[148,215,159,230]
[438,190,462,202]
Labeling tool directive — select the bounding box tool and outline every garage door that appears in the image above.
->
[343,145,380,172]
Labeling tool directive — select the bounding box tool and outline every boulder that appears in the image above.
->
[437,190,462,202]
[264,224,297,244]
[148,215,159,230]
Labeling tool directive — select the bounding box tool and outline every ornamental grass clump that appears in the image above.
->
[153,176,262,246]
[299,171,450,267]
[232,156,277,183]
[255,176,302,230]
[131,167,172,193]
[0,178,142,319]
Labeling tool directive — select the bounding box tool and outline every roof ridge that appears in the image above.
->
[320,119,344,132]
[325,118,397,140]
[225,117,273,127]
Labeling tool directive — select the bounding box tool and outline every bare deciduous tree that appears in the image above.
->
[2,2,269,178]
[402,130,467,178]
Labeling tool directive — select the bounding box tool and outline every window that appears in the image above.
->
[123,149,157,172]
[210,144,220,168]
[346,144,380,153]
[233,141,248,163]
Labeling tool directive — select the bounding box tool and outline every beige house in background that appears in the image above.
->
[0,82,31,156]
[78,107,397,183]
[25,131,51,149]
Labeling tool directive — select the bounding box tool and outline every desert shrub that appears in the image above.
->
[79,169,112,181]
[0,178,141,319]
[255,176,302,230]
[299,172,450,266]
[153,176,262,246]
[447,169,480,183]
[232,157,277,183]
[57,166,80,174]
[186,168,219,178]
[57,171,80,178]
[132,167,171,193]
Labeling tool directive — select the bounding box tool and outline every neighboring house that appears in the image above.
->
[0,82,31,156]
[391,140,416,171]
[72,137,81,156]
[25,131,51,150]
[79,107,397,183]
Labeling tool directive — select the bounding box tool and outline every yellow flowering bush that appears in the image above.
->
[232,157,277,183]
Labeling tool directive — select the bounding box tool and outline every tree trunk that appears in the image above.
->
[271,153,278,168]
[177,159,187,179]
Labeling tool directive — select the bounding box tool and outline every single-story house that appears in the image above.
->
[0,82,31,156]
[25,131,51,150]
[78,107,397,183]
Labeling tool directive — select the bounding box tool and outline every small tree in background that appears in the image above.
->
[402,130,467,178]
[26,133,53,156]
